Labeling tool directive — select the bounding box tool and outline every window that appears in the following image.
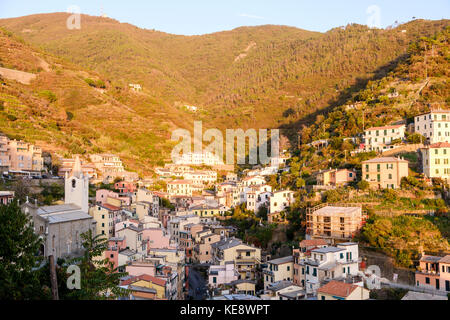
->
[425,277,430,284]
[72,179,76,188]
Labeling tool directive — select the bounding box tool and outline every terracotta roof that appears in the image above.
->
[318,280,358,297]
[428,142,450,148]
[300,239,328,247]
[101,203,121,211]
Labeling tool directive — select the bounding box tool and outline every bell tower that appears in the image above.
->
[65,156,89,213]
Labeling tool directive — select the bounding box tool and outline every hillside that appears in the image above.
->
[1,14,448,131]
[0,14,448,174]
[0,27,182,175]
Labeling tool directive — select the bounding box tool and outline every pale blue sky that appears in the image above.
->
[0,0,448,35]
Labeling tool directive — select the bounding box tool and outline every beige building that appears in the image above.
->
[0,135,44,173]
[167,180,193,196]
[414,110,450,144]
[193,232,221,263]
[364,124,406,152]
[420,142,450,182]
[90,153,138,183]
[362,157,409,189]
[89,203,122,237]
[316,168,356,187]
[263,256,294,290]
[211,238,261,280]
[0,135,10,173]
[306,204,367,242]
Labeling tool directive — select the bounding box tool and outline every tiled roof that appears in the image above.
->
[362,157,408,164]
[439,255,450,264]
[317,280,358,297]
[300,239,327,247]
[101,203,121,211]
[428,142,450,148]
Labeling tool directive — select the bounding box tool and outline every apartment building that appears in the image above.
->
[89,203,123,237]
[208,263,240,288]
[90,153,138,182]
[0,136,44,173]
[189,203,227,218]
[183,170,217,186]
[175,151,223,166]
[316,168,356,187]
[414,110,450,144]
[0,135,10,173]
[298,243,360,294]
[263,256,294,290]
[193,232,221,264]
[293,239,328,286]
[415,255,450,292]
[167,180,193,196]
[306,204,367,242]
[269,190,295,213]
[420,142,450,182]
[364,124,406,152]
[362,157,409,189]
[211,238,261,280]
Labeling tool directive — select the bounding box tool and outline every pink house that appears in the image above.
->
[105,237,127,270]
[96,189,131,206]
[415,255,450,292]
[114,181,137,194]
[142,228,171,250]
[208,263,239,287]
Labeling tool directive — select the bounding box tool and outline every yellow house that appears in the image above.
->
[189,204,227,218]
[131,277,166,300]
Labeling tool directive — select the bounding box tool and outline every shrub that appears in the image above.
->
[38,90,57,103]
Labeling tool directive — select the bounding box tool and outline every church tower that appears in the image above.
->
[65,156,89,213]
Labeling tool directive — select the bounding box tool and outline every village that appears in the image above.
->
[1,109,450,301]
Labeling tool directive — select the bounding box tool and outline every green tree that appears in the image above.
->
[0,201,44,299]
[65,230,128,300]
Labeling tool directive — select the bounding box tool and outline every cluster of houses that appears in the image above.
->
[58,154,138,183]
[0,134,44,176]
[313,110,450,191]
[2,109,450,301]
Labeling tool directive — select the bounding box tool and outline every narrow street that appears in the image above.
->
[187,265,208,300]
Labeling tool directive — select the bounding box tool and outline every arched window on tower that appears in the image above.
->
[72,179,76,188]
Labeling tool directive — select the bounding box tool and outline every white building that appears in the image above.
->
[269,190,295,214]
[175,152,223,166]
[364,124,406,152]
[414,110,450,144]
[299,243,360,295]
[420,142,450,182]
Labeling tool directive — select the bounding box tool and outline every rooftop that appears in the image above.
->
[317,280,359,297]
[268,256,294,265]
[362,157,408,164]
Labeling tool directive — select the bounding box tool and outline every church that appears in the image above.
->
[21,156,96,260]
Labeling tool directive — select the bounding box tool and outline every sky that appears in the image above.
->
[0,0,448,35]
